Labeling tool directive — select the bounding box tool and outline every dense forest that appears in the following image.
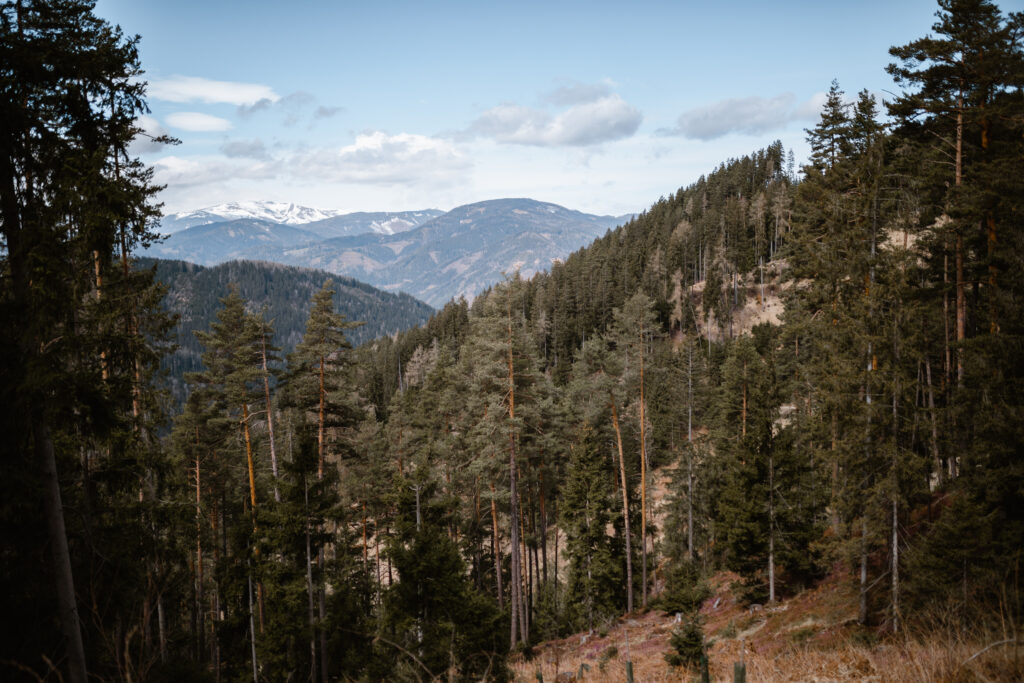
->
[145,258,435,407]
[2,1,1022,681]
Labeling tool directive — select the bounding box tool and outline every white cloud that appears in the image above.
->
[151,131,468,204]
[152,155,279,188]
[221,139,270,159]
[166,112,233,132]
[543,81,614,106]
[314,105,344,119]
[469,94,642,147]
[129,115,171,154]
[236,90,343,127]
[290,131,469,184]
[663,93,824,140]
[149,75,279,106]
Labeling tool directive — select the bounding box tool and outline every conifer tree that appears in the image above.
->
[609,292,661,608]
[0,2,170,679]
[283,279,361,681]
[560,424,623,632]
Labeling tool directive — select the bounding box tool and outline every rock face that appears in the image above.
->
[147,198,631,307]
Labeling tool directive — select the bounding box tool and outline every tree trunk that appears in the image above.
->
[539,469,548,585]
[610,394,634,614]
[859,518,868,625]
[318,550,327,683]
[925,358,942,488]
[687,340,694,561]
[242,403,257,511]
[509,456,521,649]
[194,447,205,659]
[315,354,328,683]
[639,326,648,608]
[829,412,840,533]
[955,90,966,384]
[741,362,748,437]
[261,334,280,503]
[304,474,318,683]
[37,419,89,683]
[490,482,503,610]
[507,290,527,646]
[318,356,326,479]
[247,571,258,683]
[892,314,901,634]
[768,450,775,603]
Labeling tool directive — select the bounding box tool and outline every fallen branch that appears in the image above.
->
[959,638,1019,669]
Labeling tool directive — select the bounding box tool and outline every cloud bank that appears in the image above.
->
[469,93,641,147]
[291,132,469,184]
[152,131,468,195]
[220,139,270,159]
[663,93,825,140]
[149,75,279,106]
[166,112,233,132]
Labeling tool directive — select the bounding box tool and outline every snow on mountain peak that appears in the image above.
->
[170,201,346,226]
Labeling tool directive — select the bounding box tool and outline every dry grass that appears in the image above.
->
[512,628,1022,682]
[510,569,1023,682]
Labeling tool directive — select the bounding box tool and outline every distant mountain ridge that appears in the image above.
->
[144,257,434,407]
[158,201,443,237]
[147,198,632,307]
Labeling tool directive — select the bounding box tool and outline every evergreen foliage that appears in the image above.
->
[664,613,708,670]
[4,2,1023,679]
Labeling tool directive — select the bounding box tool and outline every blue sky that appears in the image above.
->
[94,0,1018,216]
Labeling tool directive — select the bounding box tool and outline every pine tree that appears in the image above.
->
[609,291,661,608]
[283,279,362,681]
[0,2,170,679]
[560,423,623,633]
[886,0,1024,624]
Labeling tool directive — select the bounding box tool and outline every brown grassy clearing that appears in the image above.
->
[510,568,1022,682]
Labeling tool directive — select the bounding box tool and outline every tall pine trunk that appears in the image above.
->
[261,334,280,502]
[639,326,648,608]
[610,394,634,613]
[506,291,526,646]
[490,482,503,610]
[37,419,89,683]
[687,340,694,561]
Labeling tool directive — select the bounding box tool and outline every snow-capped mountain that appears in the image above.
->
[147,198,632,307]
[158,201,443,237]
[159,201,348,234]
[301,210,445,238]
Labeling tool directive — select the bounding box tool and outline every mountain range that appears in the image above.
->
[148,199,631,308]
[158,201,443,237]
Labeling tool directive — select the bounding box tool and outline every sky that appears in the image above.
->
[93,0,1022,217]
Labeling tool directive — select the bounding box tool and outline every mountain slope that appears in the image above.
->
[300,209,444,238]
[279,198,628,306]
[146,258,434,407]
[145,219,321,265]
[151,198,629,307]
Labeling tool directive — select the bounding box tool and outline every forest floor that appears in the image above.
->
[509,566,1022,682]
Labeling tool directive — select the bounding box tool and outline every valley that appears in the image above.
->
[146,198,630,307]
[4,1,1022,682]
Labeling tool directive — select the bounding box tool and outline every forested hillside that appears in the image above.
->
[144,258,434,407]
[3,1,1022,682]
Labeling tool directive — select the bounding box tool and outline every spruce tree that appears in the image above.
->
[560,424,623,633]
[0,2,170,679]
